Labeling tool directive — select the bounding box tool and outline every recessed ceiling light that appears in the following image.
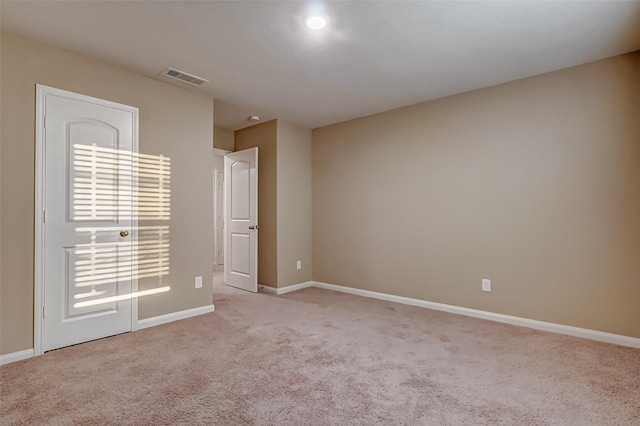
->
[306,16,327,30]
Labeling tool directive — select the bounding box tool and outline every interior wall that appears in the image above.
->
[277,121,312,287]
[0,31,215,355]
[214,126,234,151]
[312,52,640,338]
[235,120,278,287]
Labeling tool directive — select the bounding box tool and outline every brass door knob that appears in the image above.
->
[120,230,129,237]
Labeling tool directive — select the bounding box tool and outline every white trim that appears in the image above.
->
[213,164,225,266]
[34,85,140,354]
[279,281,314,294]
[34,85,46,356]
[259,285,278,294]
[259,281,314,295]
[130,102,140,331]
[213,148,231,156]
[312,281,640,349]
[0,349,34,366]
[136,304,215,330]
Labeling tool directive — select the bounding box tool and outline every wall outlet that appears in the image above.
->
[195,276,203,289]
[482,279,491,292]
[296,260,302,270]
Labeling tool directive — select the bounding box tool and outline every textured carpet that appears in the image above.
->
[1,277,639,425]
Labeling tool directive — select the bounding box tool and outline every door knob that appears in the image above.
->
[248,226,255,230]
[120,230,129,237]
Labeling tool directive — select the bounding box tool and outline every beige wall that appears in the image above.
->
[277,121,312,287]
[234,120,313,288]
[313,53,640,338]
[235,120,278,287]
[214,126,234,151]
[0,31,215,355]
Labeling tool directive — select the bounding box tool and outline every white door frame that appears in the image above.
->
[34,85,139,356]
[213,148,230,266]
[214,168,225,265]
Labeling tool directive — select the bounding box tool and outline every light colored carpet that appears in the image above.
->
[2,277,639,425]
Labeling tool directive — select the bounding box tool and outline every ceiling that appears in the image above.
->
[2,1,640,131]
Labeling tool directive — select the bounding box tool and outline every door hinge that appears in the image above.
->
[43,210,46,223]
[42,305,45,318]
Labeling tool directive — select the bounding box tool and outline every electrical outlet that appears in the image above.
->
[195,276,203,289]
[482,279,491,292]
[296,260,302,270]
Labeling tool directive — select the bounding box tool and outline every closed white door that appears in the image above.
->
[40,86,138,351]
[224,148,258,292]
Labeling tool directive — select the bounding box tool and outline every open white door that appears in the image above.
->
[37,85,138,352]
[224,148,258,292]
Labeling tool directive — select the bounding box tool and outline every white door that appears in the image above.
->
[40,86,138,351]
[224,148,258,292]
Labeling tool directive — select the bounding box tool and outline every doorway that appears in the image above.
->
[213,149,229,266]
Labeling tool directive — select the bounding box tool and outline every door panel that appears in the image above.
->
[224,148,258,292]
[230,234,250,276]
[230,161,250,219]
[64,244,119,317]
[42,88,138,351]
[69,136,121,223]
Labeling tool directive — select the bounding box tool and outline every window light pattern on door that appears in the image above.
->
[70,143,172,312]
[71,144,171,221]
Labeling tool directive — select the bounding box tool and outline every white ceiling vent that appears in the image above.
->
[161,67,209,86]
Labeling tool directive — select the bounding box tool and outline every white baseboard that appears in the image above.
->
[259,284,278,294]
[136,304,215,330]
[2,306,216,365]
[312,281,640,349]
[259,281,314,295]
[0,348,34,366]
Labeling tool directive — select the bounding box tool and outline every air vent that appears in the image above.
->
[161,67,209,86]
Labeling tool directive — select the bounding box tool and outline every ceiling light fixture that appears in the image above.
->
[249,115,260,121]
[306,16,327,30]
